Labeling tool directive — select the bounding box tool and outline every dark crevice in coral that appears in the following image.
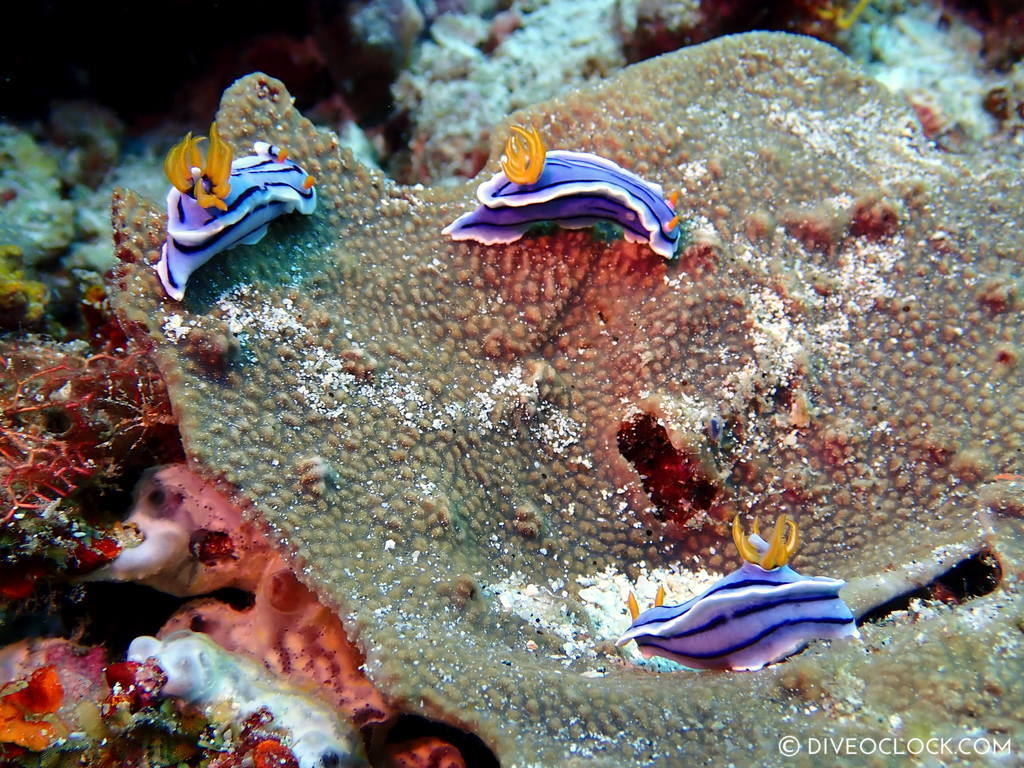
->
[617,412,721,524]
[203,587,257,613]
[22,582,182,659]
[374,713,499,768]
[57,583,254,659]
[858,550,1003,625]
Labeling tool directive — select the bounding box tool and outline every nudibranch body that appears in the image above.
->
[156,124,317,301]
[617,515,858,671]
[443,126,683,259]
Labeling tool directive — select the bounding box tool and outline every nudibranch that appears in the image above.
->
[156,123,317,300]
[617,515,858,671]
[443,125,683,258]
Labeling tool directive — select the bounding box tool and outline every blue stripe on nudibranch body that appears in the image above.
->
[442,192,656,246]
[156,132,316,301]
[443,127,681,259]
[617,515,858,671]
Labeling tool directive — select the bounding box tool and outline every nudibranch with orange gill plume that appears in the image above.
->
[155,123,317,300]
[443,125,685,259]
[617,515,858,671]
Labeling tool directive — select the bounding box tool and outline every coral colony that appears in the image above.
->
[2,8,1023,767]
[104,37,1022,766]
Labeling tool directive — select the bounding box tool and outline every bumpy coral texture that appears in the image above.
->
[110,35,1023,766]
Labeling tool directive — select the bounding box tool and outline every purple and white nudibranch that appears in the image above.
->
[156,123,317,300]
[617,515,858,671]
[443,126,683,258]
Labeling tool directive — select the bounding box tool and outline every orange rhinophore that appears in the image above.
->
[654,585,666,607]
[626,591,640,621]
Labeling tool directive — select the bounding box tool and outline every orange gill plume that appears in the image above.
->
[162,124,234,211]
[193,122,233,211]
[732,514,800,570]
[500,125,546,185]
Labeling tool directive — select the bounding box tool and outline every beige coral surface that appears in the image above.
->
[110,33,1023,767]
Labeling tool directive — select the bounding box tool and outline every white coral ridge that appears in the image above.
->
[127,631,365,768]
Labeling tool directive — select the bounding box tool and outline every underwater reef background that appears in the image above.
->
[1,1,1023,766]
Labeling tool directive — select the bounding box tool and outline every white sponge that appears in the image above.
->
[127,631,365,768]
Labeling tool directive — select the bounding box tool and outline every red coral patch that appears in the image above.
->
[617,413,721,525]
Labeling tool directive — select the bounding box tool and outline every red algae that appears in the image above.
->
[0,666,64,751]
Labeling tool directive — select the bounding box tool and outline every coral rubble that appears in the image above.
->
[109,33,1023,766]
[0,126,75,266]
[393,0,626,181]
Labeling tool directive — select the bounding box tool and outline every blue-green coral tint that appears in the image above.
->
[444,149,682,258]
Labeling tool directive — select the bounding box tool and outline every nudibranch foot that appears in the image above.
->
[617,514,858,671]
[156,129,317,301]
[444,128,682,259]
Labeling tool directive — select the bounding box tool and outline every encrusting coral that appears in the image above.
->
[109,33,1023,766]
[0,245,48,330]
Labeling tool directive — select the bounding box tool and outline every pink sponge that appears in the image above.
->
[86,464,266,595]
[96,464,393,728]
[161,563,393,728]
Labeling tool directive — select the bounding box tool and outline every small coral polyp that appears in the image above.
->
[618,515,858,671]
[444,125,683,258]
[156,123,317,301]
